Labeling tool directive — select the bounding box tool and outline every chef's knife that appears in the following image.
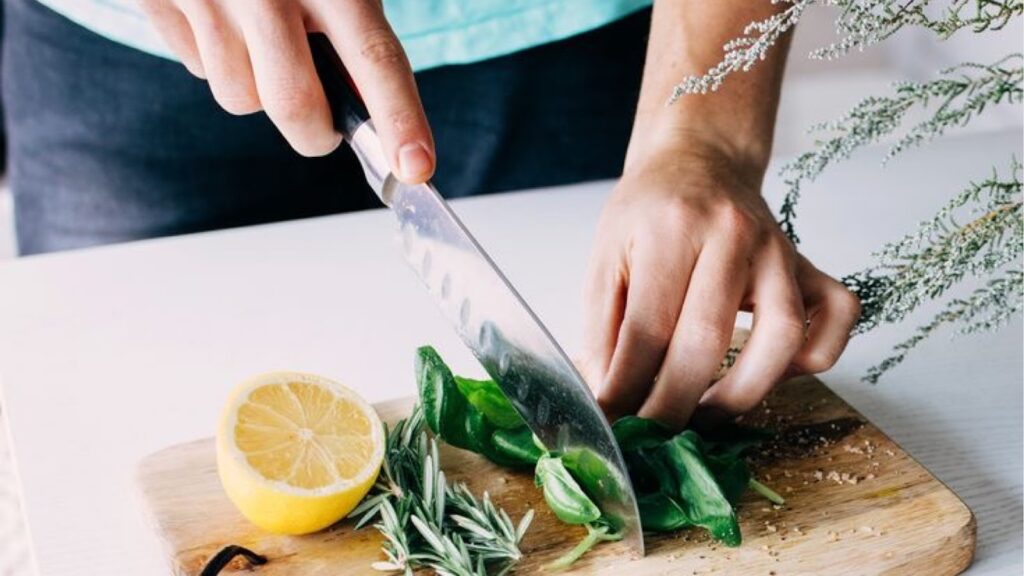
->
[309,35,643,555]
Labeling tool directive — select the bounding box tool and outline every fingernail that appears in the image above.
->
[398,143,432,182]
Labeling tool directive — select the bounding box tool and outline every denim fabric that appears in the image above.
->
[1,0,648,256]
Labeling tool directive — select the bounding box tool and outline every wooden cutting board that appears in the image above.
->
[136,376,975,575]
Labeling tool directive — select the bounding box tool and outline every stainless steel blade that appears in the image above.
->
[348,122,643,554]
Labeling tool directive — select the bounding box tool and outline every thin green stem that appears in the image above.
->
[546,523,623,571]
[749,478,785,505]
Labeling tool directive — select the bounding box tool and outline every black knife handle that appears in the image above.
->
[309,34,370,139]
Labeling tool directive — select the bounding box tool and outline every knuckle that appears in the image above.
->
[182,58,206,79]
[261,81,319,124]
[622,314,675,350]
[718,205,760,246]
[835,287,863,324]
[384,108,424,139]
[661,197,696,228]
[762,231,797,265]
[183,1,229,36]
[358,28,406,67]
[212,88,260,115]
[686,321,733,353]
[775,315,808,347]
[795,347,841,374]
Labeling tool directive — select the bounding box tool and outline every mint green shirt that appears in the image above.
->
[36,0,652,71]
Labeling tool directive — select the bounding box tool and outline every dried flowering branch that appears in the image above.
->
[778,55,1023,242]
[848,160,1022,379]
[862,268,1023,382]
[669,0,1024,99]
[667,0,814,102]
[669,1,1023,380]
[811,0,1023,60]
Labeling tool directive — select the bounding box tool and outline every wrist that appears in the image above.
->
[623,114,771,189]
[626,101,770,172]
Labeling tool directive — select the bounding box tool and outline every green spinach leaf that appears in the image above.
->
[636,492,691,532]
[657,432,741,546]
[612,416,673,452]
[416,346,491,454]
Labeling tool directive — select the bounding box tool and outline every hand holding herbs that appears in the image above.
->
[413,345,782,567]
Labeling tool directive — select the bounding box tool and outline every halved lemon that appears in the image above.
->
[216,371,385,535]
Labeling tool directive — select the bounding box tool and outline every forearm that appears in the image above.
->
[626,0,793,176]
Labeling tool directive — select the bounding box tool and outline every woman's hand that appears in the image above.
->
[580,0,860,430]
[580,140,860,429]
[138,0,434,182]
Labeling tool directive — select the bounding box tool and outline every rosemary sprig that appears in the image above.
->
[350,404,533,575]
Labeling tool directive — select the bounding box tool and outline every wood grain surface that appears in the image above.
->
[136,376,976,575]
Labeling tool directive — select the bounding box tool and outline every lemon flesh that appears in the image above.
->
[217,371,384,535]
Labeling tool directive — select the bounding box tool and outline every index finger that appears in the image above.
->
[306,1,435,183]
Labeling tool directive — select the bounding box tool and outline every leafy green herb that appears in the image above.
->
[417,346,540,469]
[610,416,673,452]
[455,375,525,429]
[636,492,690,532]
[653,432,741,546]
[417,346,491,455]
[534,454,602,525]
[614,413,780,545]
[490,427,545,466]
[413,345,784,566]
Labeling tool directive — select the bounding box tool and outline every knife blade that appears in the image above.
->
[310,36,643,555]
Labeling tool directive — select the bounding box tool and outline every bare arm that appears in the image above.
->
[581,1,861,429]
[628,1,790,174]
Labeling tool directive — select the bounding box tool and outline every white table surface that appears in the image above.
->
[1,130,1021,575]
